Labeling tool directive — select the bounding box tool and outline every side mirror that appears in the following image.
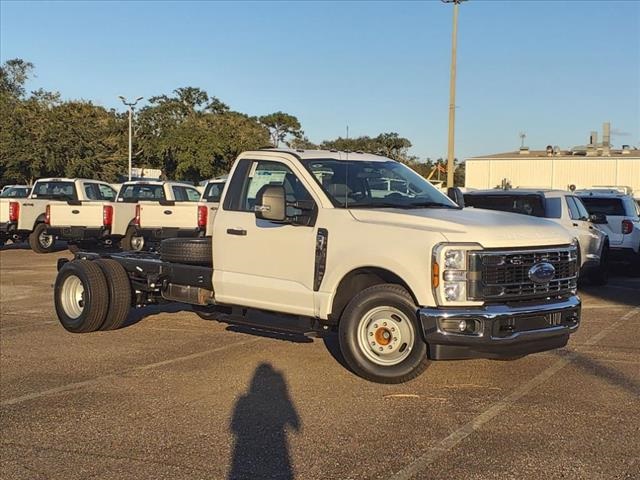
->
[254,185,286,222]
[589,213,607,224]
[447,187,465,208]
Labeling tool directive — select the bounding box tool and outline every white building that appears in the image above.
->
[465,124,640,194]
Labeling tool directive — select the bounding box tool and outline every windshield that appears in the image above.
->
[301,159,457,209]
[0,187,30,198]
[117,184,165,202]
[464,194,546,217]
[31,181,77,201]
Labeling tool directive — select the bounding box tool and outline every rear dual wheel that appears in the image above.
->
[55,259,131,333]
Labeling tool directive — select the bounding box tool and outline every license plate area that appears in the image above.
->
[494,311,574,337]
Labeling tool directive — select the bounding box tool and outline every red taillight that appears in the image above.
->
[197,205,208,229]
[45,205,50,225]
[8,202,19,222]
[134,204,141,226]
[103,205,113,227]
[622,219,633,235]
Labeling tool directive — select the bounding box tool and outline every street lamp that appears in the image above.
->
[118,95,144,181]
[442,0,466,187]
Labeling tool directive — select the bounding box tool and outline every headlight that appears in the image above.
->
[432,243,483,306]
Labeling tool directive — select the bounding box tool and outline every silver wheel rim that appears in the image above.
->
[39,231,54,248]
[357,306,415,366]
[60,275,85,319]
[131,236,144,251]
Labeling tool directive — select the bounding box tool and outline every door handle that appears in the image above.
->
[164,210,173,215]
[572,223,578,227]
[72,210,80,214]
[226,228,247,236]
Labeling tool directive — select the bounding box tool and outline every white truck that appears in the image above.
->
[53,149,581,384]
[0,185,31,246]
[112,181,203,251]
[198,179,226,237]
[2,178,116,253]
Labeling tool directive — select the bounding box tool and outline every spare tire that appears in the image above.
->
[160,237,212,266]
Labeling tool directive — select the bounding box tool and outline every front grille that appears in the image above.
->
[469,246,578,302]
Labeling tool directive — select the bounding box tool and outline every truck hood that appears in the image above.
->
[350,207,573,248]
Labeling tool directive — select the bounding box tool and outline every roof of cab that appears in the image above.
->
[120,180,196,188]
[465,188,570,198]
[247,148,391,162]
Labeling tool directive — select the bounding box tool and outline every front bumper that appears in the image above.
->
[419,296,581,360]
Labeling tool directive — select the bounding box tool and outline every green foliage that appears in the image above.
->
[320,132,417,163]
[1,58,432,186]
[259,111,303,147]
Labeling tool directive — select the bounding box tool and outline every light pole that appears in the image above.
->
[118,95,143,181]
[442,0,465,187]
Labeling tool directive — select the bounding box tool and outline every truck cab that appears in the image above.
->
[54,149,582,384]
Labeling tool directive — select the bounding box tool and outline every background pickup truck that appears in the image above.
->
[54,148,581,384]
[112,181,203,251]
[44,180,118,251]
[198,179,226,237]
[4,178,117,253]
[0,185,31,246]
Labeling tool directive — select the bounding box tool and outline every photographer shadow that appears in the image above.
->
[228,363,301,480]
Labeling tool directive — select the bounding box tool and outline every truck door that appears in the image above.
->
[213,158,319,317]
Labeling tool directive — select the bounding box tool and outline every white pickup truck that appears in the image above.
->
[53,149,581,383]
[198,179,226,237]
[2,178,116,253]
[0,185,31,246]
[112,181,203,251]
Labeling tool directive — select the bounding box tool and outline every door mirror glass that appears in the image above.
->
[447,187,465,207]
[589,213,607,224]
[254,185,286,222]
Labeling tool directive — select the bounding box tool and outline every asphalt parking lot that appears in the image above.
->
[1,245,639,480]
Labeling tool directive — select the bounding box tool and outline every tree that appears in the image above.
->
[0,58,34,98]
[289,136,318,150]
[320,132,416,163]
[259,111,303,147]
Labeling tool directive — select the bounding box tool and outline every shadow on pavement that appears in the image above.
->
[0,241,67,252]
[322,332,351,372]
[123,303,194,327]
[560,351,640,397]
[228,363,301,480]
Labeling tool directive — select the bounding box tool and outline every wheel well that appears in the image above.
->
[328,267,417,323]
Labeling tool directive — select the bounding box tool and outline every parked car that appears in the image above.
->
[198,179,226,237]
[464,189,610,284]
[0,185,31,198]
[54,149,581,384]
[576,190,640,271]
[111,180,204,251]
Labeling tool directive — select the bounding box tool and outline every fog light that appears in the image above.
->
[439,318,482,335]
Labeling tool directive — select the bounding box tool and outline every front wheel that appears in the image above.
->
[338,284,429,384]
[29,223,56,253]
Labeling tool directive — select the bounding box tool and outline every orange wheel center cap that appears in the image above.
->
[375,328,392,346]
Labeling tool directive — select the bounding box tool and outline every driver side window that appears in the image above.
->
[240,161,313,213]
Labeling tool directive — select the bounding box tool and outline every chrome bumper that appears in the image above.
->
[419,296,581,360]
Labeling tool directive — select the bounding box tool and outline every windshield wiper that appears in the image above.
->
[406,201,460,209]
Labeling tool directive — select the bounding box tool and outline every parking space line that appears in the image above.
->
[390,307,640,480]
[1,337,261,407]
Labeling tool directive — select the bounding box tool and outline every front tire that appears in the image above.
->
[54,260,109,333]
[29,223,56,253]
[589,244,609,286]
[338,284,429,384]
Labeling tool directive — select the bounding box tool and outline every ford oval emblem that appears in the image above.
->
[528,262,556,284]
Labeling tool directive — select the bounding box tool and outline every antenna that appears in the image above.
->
[345,124,349,208]
[519,132,527,149]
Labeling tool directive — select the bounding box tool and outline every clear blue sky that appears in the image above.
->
[1,0,638,161]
